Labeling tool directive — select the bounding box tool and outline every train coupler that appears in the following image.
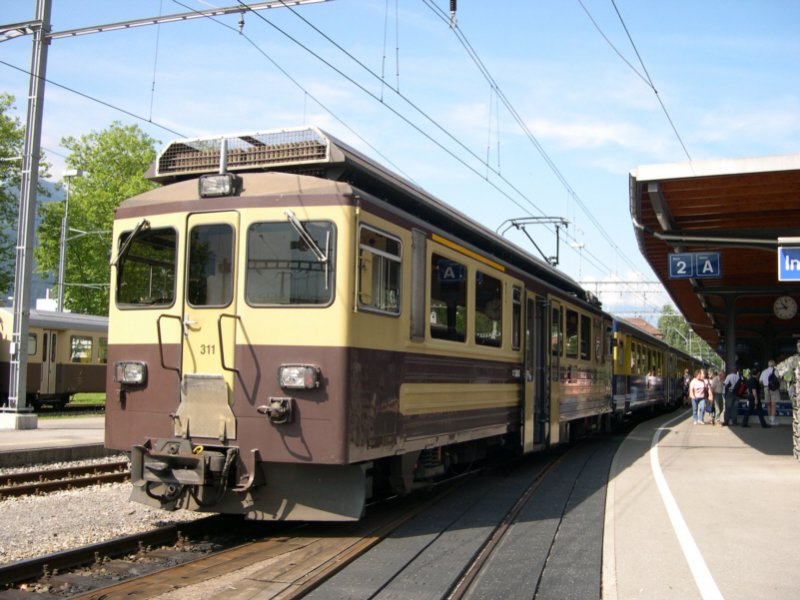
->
[131,439,238,507]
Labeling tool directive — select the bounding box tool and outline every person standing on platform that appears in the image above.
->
[743,367,770,428]
[682,368,692,407]
[709,368,725,426]
[760,359,780,426]
[723,366,742,426]
[689,369,708,425]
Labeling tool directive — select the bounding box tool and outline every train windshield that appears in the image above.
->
[115,227,177,307]
[245,221,335,306]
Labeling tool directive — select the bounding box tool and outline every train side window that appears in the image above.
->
[550,306,562,356]
[430,254,466,342]
[98,337,108,364]
[580,314,591,360]
[187,223,234,307]
[27,333,37,356]
[511,286,522,351]
[475,271,503,347]
[358,225,401,315]
[116,227,177,307]
[246,221,335,306]
[70,336,93,363]
[565,309,579,358]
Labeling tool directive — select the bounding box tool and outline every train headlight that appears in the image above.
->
[198,173,239,198]
[114,361,148,385]
[278,364,320,389]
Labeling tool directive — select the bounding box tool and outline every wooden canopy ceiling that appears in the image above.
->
[630,154,800,368]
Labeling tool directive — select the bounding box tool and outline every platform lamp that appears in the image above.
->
[56,168,85,312]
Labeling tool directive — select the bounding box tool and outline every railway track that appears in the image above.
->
[0,484,452,598]
[0,435,623,598]
[0,460,129,498]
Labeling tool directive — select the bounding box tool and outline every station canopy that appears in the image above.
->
[629,153,800,369]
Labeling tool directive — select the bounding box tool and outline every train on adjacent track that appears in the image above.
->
[105,127,698,521]
[0,308,108,410]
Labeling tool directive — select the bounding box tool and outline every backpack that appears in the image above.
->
[768,369,781,391]
[735,376,747,397]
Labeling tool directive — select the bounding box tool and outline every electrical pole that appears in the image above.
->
[0,0,330,430]
[0,0,51,430]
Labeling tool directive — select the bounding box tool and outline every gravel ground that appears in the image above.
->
[0,460,204,565]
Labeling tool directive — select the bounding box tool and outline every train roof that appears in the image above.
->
[0,308,108,333]
[147,127,597,306]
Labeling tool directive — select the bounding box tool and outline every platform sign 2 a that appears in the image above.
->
[668,252,721,279]
[669,253,695,279]
[694,252,721,279]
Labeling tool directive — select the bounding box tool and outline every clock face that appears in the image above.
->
[773,296,797,320]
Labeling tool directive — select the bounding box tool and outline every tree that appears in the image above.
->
[36,122,159,315]
[658,304,722,369]
[0,93,53,296]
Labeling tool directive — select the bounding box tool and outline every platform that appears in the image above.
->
[0,416,109,468]
[604,409,799,600]
[0,412,797,599]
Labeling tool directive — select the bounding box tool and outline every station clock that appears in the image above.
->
[773,295,797,320]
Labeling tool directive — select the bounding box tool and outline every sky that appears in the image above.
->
[2,0,799,322]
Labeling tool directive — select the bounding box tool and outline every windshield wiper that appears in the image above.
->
[110,218,150,268]
[284,210,328,263]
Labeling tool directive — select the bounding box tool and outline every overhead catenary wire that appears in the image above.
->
[421,0,663,311]
[223,0,550,218]
[0,59,186,139]
[232,0,666,314]
[5,2,668,314]
[608,0,692,162]
[148,0,165,122]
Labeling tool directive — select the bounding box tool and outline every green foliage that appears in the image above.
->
[35,122,160,315]
[658,304,722,368]
[0,95,27,294]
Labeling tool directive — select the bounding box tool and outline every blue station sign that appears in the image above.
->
[778,246,800,282]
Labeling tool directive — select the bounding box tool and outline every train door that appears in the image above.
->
[175,212,239,440]
[548,300,563,444]
[39,330,58,397]
[522,293,548,452]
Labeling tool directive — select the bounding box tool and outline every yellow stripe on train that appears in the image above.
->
[399,382,519,415]
[431,234,506,273]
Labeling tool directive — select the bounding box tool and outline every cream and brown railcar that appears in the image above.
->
[106,128,612,521]
[0,308,107,409]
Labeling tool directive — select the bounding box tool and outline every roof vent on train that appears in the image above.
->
[152,127,345,183]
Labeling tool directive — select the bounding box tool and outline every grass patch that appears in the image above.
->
[70,393,106,406]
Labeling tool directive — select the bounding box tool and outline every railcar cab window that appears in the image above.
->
[187,224,234,307]
[358,225,401,315]
[245,221,335,306]
[116,227,177,307]
[430,254,467,342]
[475,271,503,347]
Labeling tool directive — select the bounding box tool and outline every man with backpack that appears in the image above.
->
[723,366,744,426]
[759,359,781,426]
[744,367,771,428]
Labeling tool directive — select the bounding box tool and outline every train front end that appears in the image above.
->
[105,129,366,521]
